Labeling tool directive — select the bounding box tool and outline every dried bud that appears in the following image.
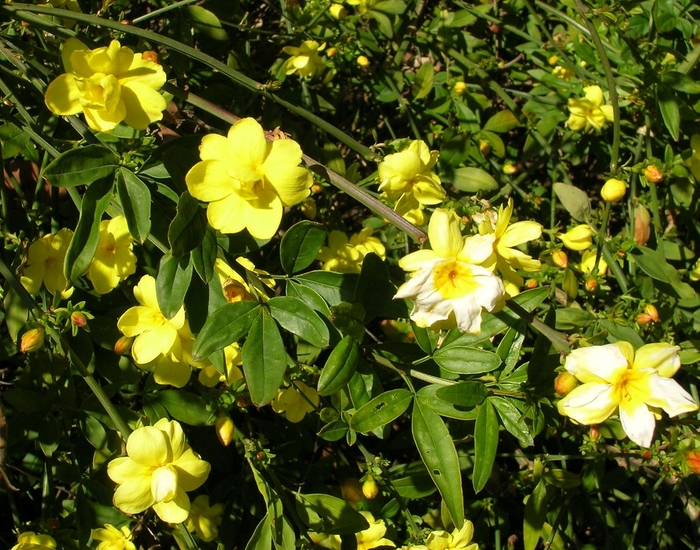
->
[215,413,235,446]
[584,278,599,292]
[356,55,370,68]
[636,304,659,325]
[641,450,652,460]
[362,476,379,499]
[340,478,363,506]
[644,164,664,183]
[525,278,538,289]
[634,205,651,246]
[300,198,317,220]
[454,81,467,95]
[21,327,45,353]
[329,3,346,18]
[551,249,569,268]
[601,178,627,203]
[489,23,501,33]
[142,51,159,64]
[686,450,700,474]
[70,311,87,328]
[554,372,579,396]
[479,139,491,156]
[113,335,133,355]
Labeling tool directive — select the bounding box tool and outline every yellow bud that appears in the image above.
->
[636,304,659,325]
[584,278,598,292]
[326,47,339,57]
[548,55,559,66]
[70,311,87,328]
[634,205,651,246]
[554,372,578,396]
[601,178,627,202]
[300,198,317,220]
[644,164,664,183]
[362,476,379,499]
[357,55,370,67]
[454,81,467,95]
[113,335,133,355]
[551,249,569,268]
[311,183,324,194]
[589,424,599,440]
[216,413,235,446]
[21,327,45,353]
[502,163,518,175]
[222,279,255,303]
[479,139,491,156]
[329,3,346,18]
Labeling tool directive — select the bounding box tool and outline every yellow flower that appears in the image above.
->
[11,532,57,550]
[454,81,467,94]
[88,216,137,294]
[394,193,429,226]
[566,85,614,132]
[425,520,478,550]
[272,381,320,422]
[44,38,167,132]
[350,227,386,259]
[21,228,73,296]
[92,524,136,550]
[558,224,594,251]
[395,209,505,333]
[311,511,395,550]
[557,342,698,447]
[107,418,211,523]
[600,178,627,203]
[479,199,542,288]
[357,55,371,67]
[579,249,607,277]
[329,3,347,18]
[282,41,327,78]
[684,134,700,180]
[185,495,224,542]
[690,259,700,281]
[317,229,384,273]
[378,140,445,207]
[552,66,574,81]
[197,343,244,387]
[186,118,313,240]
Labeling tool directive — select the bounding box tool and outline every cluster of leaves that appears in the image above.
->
[1,0,700,549]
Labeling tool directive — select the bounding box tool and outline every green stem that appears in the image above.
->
[131,0,199,25]
[643,115,664,247]
[601,242,629,294]
[506,300,570,353]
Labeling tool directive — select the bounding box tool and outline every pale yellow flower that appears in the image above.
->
[350,228,386,259]
[311,511,395,550]
[21,228,73,296]
[282,41,327,78]
[272,381,320,422]
[88,216,137,294]
[558,225,594,251]
[197,343,244,387]
[579,249,607,277]
[566,85,614,132]
[317,230,364,273]
[107,418,211,523]
[185,495,224,542]
[552,66,574,81]
[92,524,136,550]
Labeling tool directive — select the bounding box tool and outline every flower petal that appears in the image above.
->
[429,209,464,258]
[619,401,655,447]
[127,426,170,466]
[107,456,153,484]
[83,104,126,132]
[499,221,542,248]
[557,383,617,424]
[44,74,83,115]
[227,118,267,169]
[564,343,629,384]
[634,343,681,377]
[645,375,698,417]
[198,134,231,162]
[113,478,155,514]
[132,325,178,364]
[120,82,166,129]
[152,489,191,523]
[186,160,237,203]
[173,448,211,491]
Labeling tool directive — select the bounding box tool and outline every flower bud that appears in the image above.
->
[300,198,317,220]
[454,81,467,95]
[340,478,363,506]
[554,372,578,396]
[644,164,664,183]
[548,55,559,66]
[311,183,324,194]
[559,225,594,251]
[70,311,87,328]
[551,249,568,268]
[326,47,339,58]
[479,139,491,156]
[362,476,379,499]
[215,413,235,446]
[589,424,599,440]
[113,335,133,355]
[662,53,676,65]
[502,163,518,175]
[357,55,370,67]
[525,278,538,289]
[601,178,627,202]
[686,451,700,474]
[329,3,346,18]
[562,268,578,299]
[142,51,159,64]
[636,304,659,325]
[21,327,45,353]
[634,205,651,246]
[222,279,255,303]
[585,278,598,292]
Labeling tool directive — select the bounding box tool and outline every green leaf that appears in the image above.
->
[598,319,645,349]
[490,396,533,446]
[245,513,272,550]
[351,389,413,433]
[543,469,581,489]
[191,228,217,283]
[242,309,287,406]
[473,400,499,493]
[44,145,120,187]
[268,296,330,348]
[186,5,229,40]
[280,221,328,275]
[0,122,31,158]
[451,167,499,193]
[432,346,501,374]
[555,308,596,330]
[156,252,194,320]
[169,191,208,258]
[150,390,212,426]
[660,71,700,94]
[483,110,519,133]
[64,176,114,283]
[416,388,479,421]
[116,168,151,243]
[658,88,680,141]
[294,271,358,306]
[323,142,346,176]
[435,382,487,408]
[412,62,434,99]
[523,480,547,550]
[192,301,260,361]
[355,253,392,321]
[370,10,393,38]
[372,0,406,14]
[632,246,696,300]
[391,461,438,499]
[553,182,590,222]
[318,335,359,396]
[286,280,331,317]
[318,420,348,442]
[295,493,370,535]
[412,399,464,527]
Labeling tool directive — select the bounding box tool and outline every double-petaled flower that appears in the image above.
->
[88,216,137,294]
[91,524,136,550]
[11,532,57,550]
[45,38,167,132]
[395,209,505,333]
[566,85,614,133]
[272,381,320,422]
[310,511,395,550]
[107,418,210,523]
[557,342,698,447]
[316,228,386,273]
[186,118,313,240]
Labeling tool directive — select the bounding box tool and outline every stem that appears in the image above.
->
[506,300,570,354]
[601,242,629,293]
[131,0,199,25]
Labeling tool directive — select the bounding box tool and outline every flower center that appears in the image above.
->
[612,368,651,406]
[433,260,480,300]
[151,464,179,502]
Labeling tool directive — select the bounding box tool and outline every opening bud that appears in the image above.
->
[479,140,491,156]
[551,249,568,268]
[142,51,159,64]
[525,278,538,289]
[362,476,379,499]
[216,413,235,446]
[502,163,518,175]
[301,198,317,220]
[584,278,599,292]
[454,81,467,95]
[326,47,339,58]
[113,336,133,355]
[70,311,87,328]
[20,327,45,353]
[643,164,664,183]
[636,304,659,325]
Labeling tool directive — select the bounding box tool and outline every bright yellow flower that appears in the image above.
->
[44,38,167,132]
[690,259,700,281]
[282,41,327,78]
[566,85,614,132]
[558,225,594,251]
[21,228,73,296]
[395,209,505,333]
[272,381,320,422]
[186,118,313,240]
[185,495,224,542]
[107,418,211,523]
[117,275,186,365]
[197,343,244,387]
[479,199,542,288]
[317,229,385,273]
[88,216,137,294]
[394,193,429,226]
[557,342,698,447]
[579,249,607,277]
[350,228,386,259]
[329,4,347,18]
[311,511,395,550]
[425,520,478,550]
[92,524,136,550]
[683,134,700,180]
[378,140,445,207]
[11,532,57,550]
